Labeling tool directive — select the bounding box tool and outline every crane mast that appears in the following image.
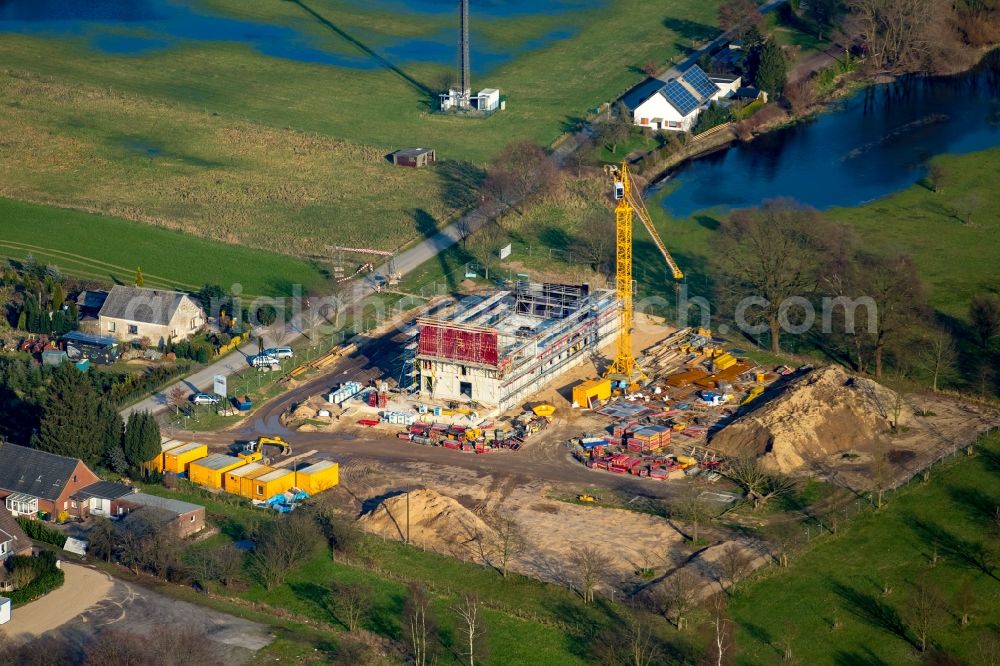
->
[605,161,684,384]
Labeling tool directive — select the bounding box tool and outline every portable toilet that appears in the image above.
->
[188,454,246,489]
[0,596,10,625]
[163,442,209,475]
[295,460,340,494]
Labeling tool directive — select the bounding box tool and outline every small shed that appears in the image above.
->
[392,148,436,168]
[0,597,10,625]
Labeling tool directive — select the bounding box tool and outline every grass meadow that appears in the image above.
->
[0,0,722,263]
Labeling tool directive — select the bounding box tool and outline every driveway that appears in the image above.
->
[0,563,113,641]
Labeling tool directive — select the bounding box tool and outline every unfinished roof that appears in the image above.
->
[0,443,83,501]
[190,454,243,471]
[98,285,199,326]
[124,492,202,515]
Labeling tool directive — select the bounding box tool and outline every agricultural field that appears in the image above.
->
[0,0,722,262]
[730,432,1000,664]
[0,199,330,297]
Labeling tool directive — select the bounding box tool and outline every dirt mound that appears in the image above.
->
[358,489,491,560]
[710,365,913,473]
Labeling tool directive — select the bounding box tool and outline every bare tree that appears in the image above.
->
[452,593,487,666]
[714,201,837,353]
[905,577,945,653]
[570,545,610,603]
[870,440,891,509]
[718,0,763,39]
[918,330,957,392]
[481,141,558,219]
[974,628,1000,666]
[718,543,754,593]
[927,163,946,193]
[846,0,937,74]
[250,512,322,589]
[621,610,661,666]
[572,209,616,279]
[487,511,526,578]
[471,220,510,281]
[595,119,630,155]
[330,581,372,632]
[661,571,698,629]
[784,79,817,115]
[764,523,801,568]
[704,594,736,666]
[724,454,795,508]
[167,386,187,415]
[403,583,436,666]
[953,578,976,626]
[676,486,713,543]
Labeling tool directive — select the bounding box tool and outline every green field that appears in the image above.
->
[0,0,722,259]
[0,198,331,296]
[730,432,1000,664]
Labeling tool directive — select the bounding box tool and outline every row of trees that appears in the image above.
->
[0,260,80,335]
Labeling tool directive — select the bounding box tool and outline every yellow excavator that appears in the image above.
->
[238,436,292,464]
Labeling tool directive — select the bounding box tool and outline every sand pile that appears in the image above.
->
[358,489,492,560]
[710,365,913,473]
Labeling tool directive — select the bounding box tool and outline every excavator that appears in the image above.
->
[237,436,292,465]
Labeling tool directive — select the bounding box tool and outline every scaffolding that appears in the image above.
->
[514,282,589,320]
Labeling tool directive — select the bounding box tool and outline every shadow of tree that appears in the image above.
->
[908,516,998,580]
[947,484,1000,528]
[435,159,486,211]
[830,580,913,647]
[289,580,333,622]
[833,647,893,666]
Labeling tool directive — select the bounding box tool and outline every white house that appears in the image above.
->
[632,65,741,132]
[98,285,206,346]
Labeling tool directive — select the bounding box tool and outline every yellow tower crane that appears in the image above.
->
[605,160,684,384]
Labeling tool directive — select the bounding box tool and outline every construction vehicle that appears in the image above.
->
[238,436,292,464]
[604,161,684,384]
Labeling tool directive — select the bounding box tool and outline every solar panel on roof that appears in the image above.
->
[662,80,700,116]
[682,66,718,100]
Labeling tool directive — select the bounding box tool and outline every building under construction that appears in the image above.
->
[415,283,618,412]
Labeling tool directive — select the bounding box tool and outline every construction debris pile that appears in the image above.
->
[569,328,792,480]
[709,365,913,473]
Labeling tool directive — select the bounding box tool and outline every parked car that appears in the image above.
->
[190,392,220,405]
[264,347,293,359]
[251,354,279,368]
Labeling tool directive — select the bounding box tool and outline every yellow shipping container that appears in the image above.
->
[223,462,269,495]
[237,466,278,499]
[146,439,183,473]
[295,461,340,495]
[248,468,296,501]
[163,443,209,475]
[572,378,612,408]
[189,454,246,489]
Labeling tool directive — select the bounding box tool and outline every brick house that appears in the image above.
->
[0,444,100,522]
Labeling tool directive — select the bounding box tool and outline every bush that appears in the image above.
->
[734,98,765,120]
[7,552,65,605]
[16,516,67,547]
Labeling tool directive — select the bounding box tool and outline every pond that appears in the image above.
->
[656,53,1000,218]
[0,0,592,72]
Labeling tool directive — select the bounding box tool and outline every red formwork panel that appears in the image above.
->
[418,322,500,367]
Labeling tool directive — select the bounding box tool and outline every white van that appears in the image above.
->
[265,347,294,359]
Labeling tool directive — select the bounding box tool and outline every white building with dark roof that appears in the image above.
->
[98,285,205,345]
[632,65,741,132]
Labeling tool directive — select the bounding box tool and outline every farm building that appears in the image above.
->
[630,65,740,132]
[392,148,436,168]
[162,442,208,474]
[295,460,340,494]
[188,454,245,489]
[415,282,618,413]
